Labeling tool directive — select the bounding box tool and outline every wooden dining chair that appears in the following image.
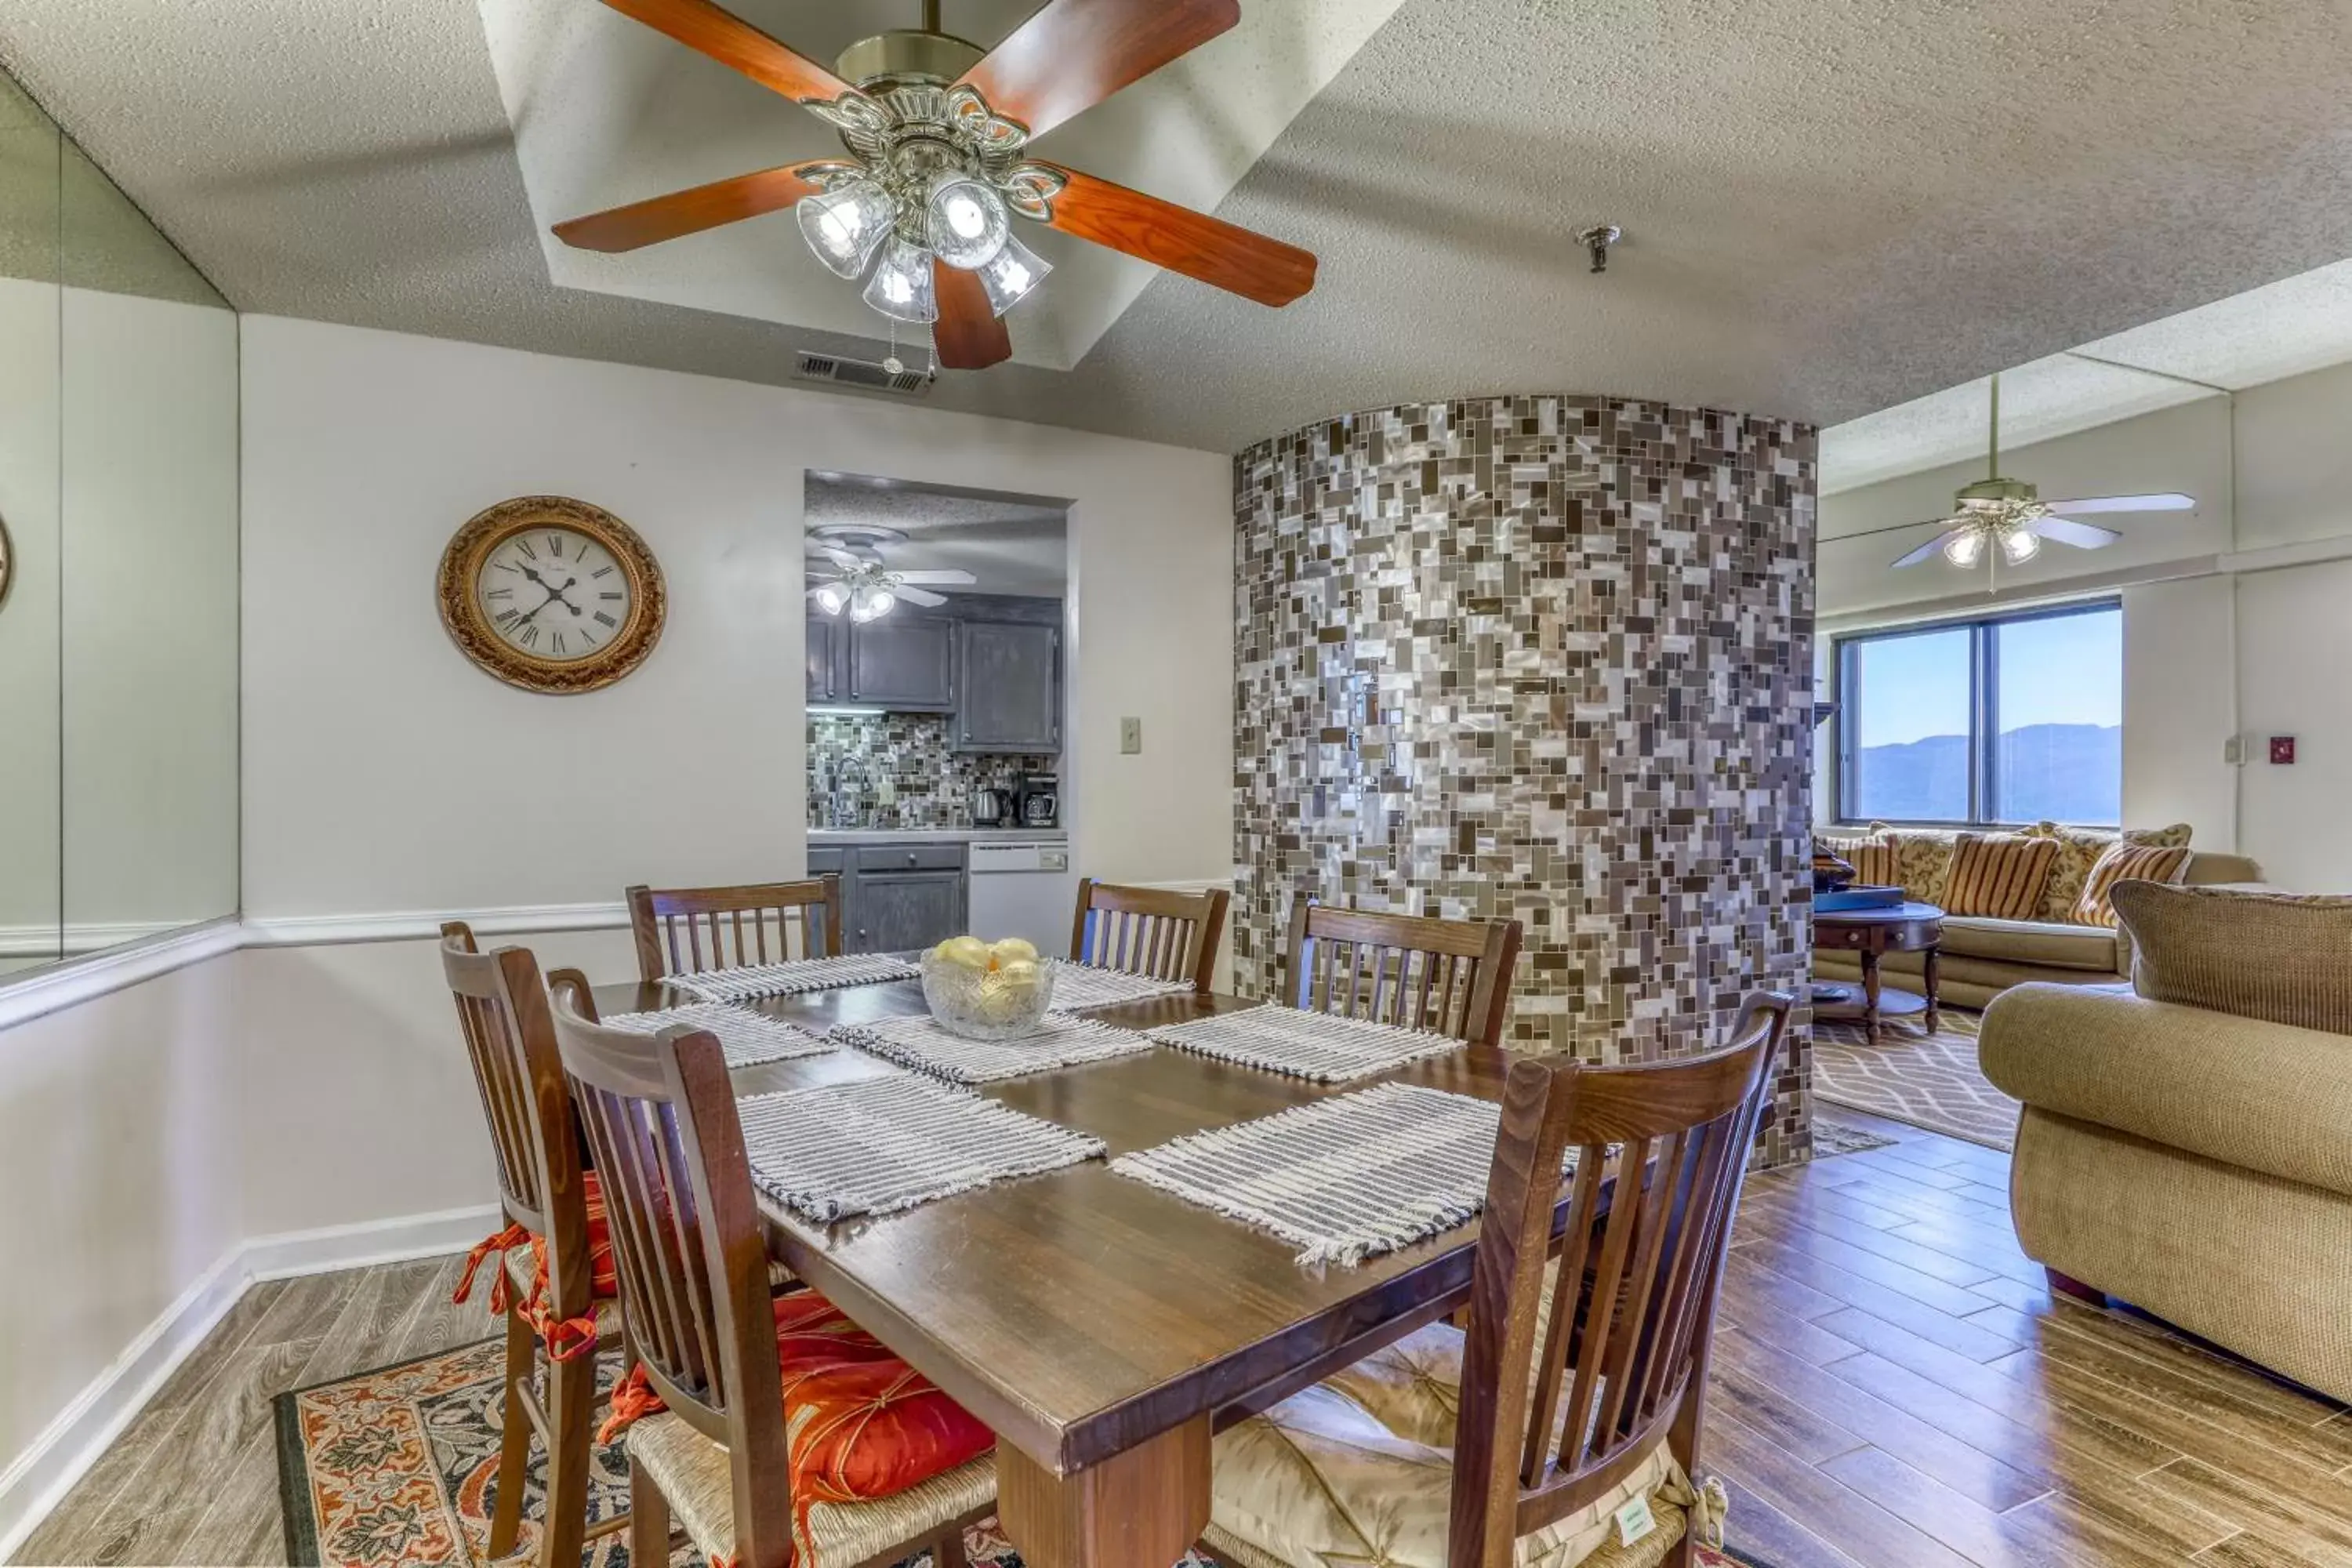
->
[439,923,624,1568]
[1283,895,1525,1047]
[1203,993,1792,1568]
[543,980,998,1568]
[626,877,844,982]
[1068,878,1231,993]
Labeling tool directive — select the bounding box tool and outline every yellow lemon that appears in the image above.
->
[938,935,992,971]
[989,937,1040,964]
[997,957,1041,989]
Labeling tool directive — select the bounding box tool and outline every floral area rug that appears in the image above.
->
[278,1338,1765,1567]
[1813,1007,2021,1151]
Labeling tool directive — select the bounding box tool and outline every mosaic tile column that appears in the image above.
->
[1232,395,1819,1166]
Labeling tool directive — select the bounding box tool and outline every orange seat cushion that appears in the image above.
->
[607,1290,993,1523]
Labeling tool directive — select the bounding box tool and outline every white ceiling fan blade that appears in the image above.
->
[2040,492,2194,516]
[2032,516,2123,550]
[895,585,949,608]
[807,544,863,569]
[890,569,978,585]
[1891,523,1969,568]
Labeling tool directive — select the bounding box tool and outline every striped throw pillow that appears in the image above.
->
[1846,838,1900,889]
[1942,832,2060,921]
[2071,840,2194,928]
[2111,883,2352,1033]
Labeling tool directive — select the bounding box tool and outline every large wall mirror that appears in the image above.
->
[0,65,238,978]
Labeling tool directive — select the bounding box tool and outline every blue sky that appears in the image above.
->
[1853,610,2121,746]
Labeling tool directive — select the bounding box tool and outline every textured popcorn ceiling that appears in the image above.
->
[804,470,1066,596]
[1823,257,2352,494]
[7,1,2352,450]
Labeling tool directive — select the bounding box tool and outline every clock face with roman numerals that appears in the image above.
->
[475,526,630,662]
[437,496,665,695]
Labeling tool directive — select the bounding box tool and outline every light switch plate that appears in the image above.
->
[1120,717,1142,754]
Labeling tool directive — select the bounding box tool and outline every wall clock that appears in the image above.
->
[437,495,665,695]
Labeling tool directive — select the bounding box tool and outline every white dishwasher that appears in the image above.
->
[966,838,1074,955]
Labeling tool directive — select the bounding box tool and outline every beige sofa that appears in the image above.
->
[1813,828,2259,1008]
[1980,982,2352,1403]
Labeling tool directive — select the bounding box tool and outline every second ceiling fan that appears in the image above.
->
[554,0,1319,372]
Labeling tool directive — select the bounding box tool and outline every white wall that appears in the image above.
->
[0,275,60,963]
[1821,355,2352,886]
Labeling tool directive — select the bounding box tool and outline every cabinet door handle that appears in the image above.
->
[906,852,918,864]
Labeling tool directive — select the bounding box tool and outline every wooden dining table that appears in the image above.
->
[593,972,1548,1568]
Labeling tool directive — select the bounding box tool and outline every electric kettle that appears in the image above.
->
[969,786,1014,826]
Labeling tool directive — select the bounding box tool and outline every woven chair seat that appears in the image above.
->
[628,1413,995,1568]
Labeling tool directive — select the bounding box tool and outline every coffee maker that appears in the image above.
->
[1016,772,1059,829]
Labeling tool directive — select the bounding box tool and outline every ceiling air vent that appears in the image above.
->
[793,350,933,397]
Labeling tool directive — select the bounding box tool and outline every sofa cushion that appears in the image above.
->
[1943,833,2060,921]
[2025,821,2191,924]
[1940,916,2119,973]
[2112,883,2352,1033]
[2071,841,2194,928]
[1980,985,2352,1199]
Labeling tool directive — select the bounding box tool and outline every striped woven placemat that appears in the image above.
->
[1112,1082,1554,1266]
[830,1011,1152,1084]
[1044,960,1200,1012]
[739,1073,1104,1223]
[669,953,919,1004]
[599,1001,833,1069]
[1143,1004,1461,1083]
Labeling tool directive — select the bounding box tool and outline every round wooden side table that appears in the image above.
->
[1813,901,1944,1040]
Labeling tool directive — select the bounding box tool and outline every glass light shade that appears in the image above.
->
[811,580,851,616]
[976,234,1052,317]
[925,174,1010,269]
[1999,525,2042,564]
[796,181,894,279]
[1943,526,1986,568]
[849,582,897,622]
[862,238,938,324]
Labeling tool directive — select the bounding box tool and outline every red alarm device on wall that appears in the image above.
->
[2271,736,2297,765]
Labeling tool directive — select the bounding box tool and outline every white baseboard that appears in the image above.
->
[0,1202,498,1563]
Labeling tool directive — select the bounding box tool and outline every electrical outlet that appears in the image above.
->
[1120,717,1142,754]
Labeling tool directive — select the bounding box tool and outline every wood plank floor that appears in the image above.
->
[15,1110,2349,1566]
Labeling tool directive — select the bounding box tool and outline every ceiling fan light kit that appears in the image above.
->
[804,523,978,622]
[1889,372,2193,586]
[555,0,1317,371]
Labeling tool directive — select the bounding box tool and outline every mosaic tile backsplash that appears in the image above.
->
[1233,394,1819,1167]
[808,713,1053,829]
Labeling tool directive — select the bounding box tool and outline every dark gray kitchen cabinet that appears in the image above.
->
[806,615,842,703]
[845,612,954,711]
[848,869,965,953]
[953,618,1060,753]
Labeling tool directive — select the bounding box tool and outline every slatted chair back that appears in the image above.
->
[545,976,793,1566]
[1283,897,1523,1047]
[1069,878,1230,993]
[627,877,844,982]
[439,924,597,1325]
[1447,993,1792,1568]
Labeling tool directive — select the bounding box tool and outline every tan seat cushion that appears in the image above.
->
[628,1410,994,1568]
[2113,883,2352,1033]
[1939,917,2118,973]
[1209,1319,1708,1568]
[1979,985,2352,1198]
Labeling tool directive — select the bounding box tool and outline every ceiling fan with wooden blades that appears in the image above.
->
[553,0,1318,372]
[1891,373,2194,579]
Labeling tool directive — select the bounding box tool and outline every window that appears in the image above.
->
[1835,602,2121,826]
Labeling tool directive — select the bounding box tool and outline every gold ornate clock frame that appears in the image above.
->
[437,495,666,695]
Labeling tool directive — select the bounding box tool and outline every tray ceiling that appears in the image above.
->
[9,1,2352,451]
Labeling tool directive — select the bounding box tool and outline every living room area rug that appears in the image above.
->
[277,1339,1767,1568]
[1813,1007,2021,1151]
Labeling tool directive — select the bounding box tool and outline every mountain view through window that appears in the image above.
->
[1840,605,2121,826]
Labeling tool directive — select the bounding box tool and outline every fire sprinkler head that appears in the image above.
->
[1577,224,1623,275]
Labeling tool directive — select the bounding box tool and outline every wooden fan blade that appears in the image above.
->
[554,165,821,252]
[934,260,1013,370]
[2032,515,2123,550]
[596,0,851,103]
[2041,492,2194,515]
[1892,524,1968,568]
[1039,165,1316,307]
[958,0,1238,140]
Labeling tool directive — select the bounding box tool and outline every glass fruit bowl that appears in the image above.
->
[920,936,1056,1040]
